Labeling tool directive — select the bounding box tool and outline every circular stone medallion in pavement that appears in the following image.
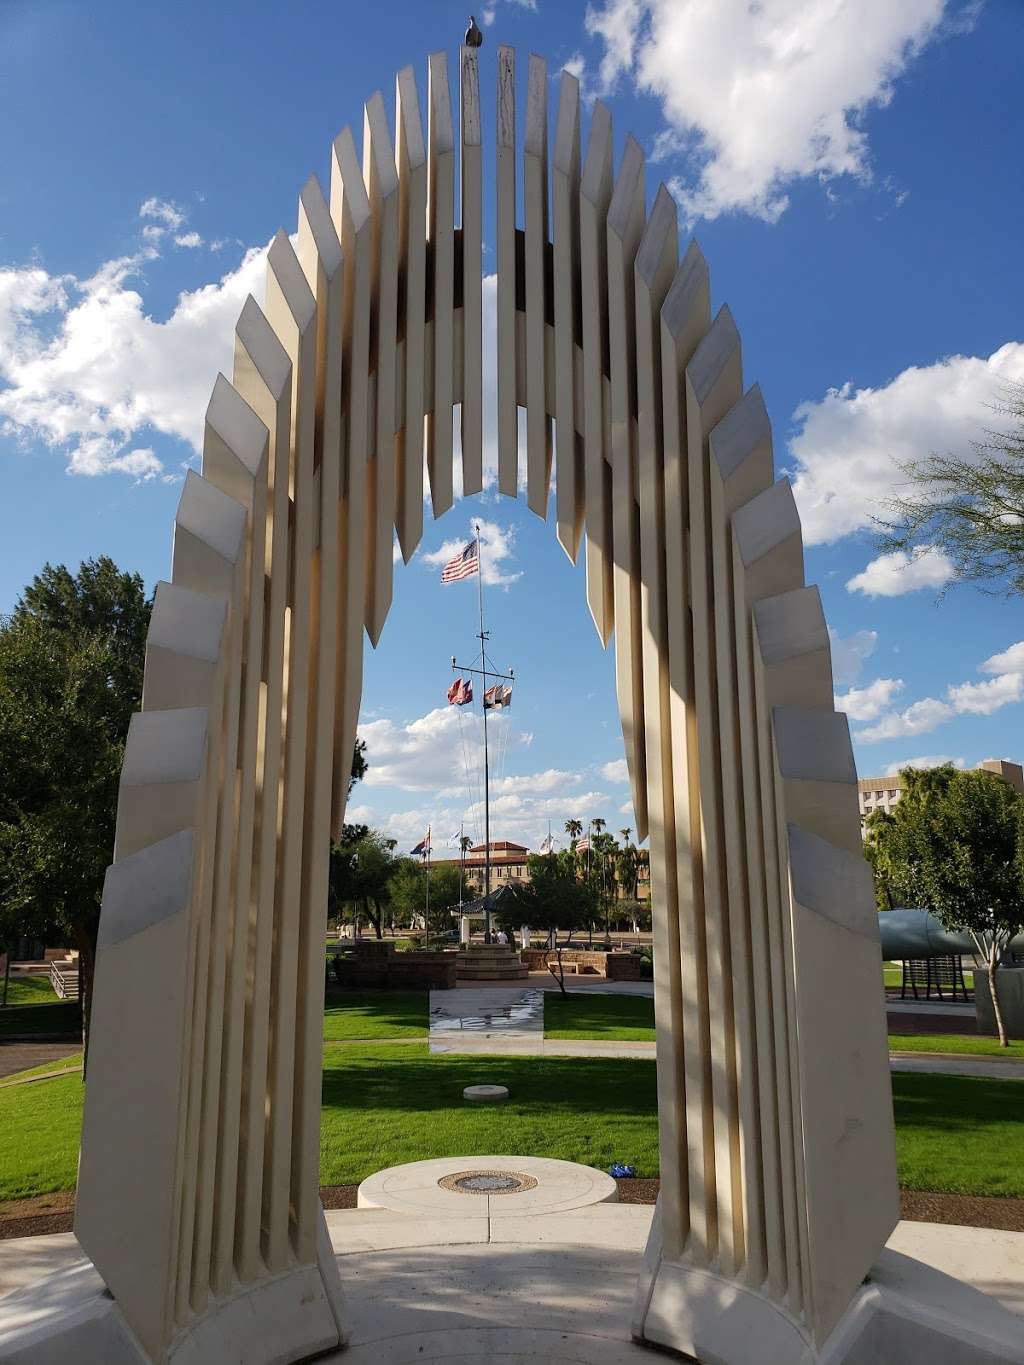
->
[357,1154,618,1215]
[439,1169,539,1195]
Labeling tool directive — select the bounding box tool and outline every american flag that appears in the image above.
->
[441,540,479,583]
[574,834,590,853]
[410,828,431,857]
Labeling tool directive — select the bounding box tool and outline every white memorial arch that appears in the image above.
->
[9,42,1016,1365]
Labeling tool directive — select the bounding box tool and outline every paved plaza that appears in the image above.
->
[2,1180,1021,1363]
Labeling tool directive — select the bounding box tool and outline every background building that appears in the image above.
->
[432,839,651,902]
[858,757,1023,834]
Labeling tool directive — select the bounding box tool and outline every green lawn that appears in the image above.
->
[545,992,656,1041]
[319,1045,660,1185]
[322,989,428,1040]
[890,1033,1024,1059]
[545,994,1024,1059]
[2,975,59,1007]
[892,1073,1024,1196]
[0,1000,81,1039]
[0,1046,1021,1202]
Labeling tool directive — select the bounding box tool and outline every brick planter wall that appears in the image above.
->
[327,942,457,990]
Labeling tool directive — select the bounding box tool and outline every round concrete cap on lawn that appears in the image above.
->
[463,1084,509,1103]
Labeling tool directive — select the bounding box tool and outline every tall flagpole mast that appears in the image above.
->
[476,523,493,944]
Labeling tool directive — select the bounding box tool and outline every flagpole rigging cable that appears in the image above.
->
[449,526,514,946]
[476,523,492,942]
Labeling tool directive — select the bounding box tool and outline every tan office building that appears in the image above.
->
[858,757,1023,833]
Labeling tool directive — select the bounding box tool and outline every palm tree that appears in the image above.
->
[564,818,583,846]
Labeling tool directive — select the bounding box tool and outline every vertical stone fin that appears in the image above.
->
[496,44,518,496]
[580,100,614,644]
[427,50,455,518]
[363,92,400,645]
[552,70,583,561]
[395,66,428,560]
[524,52,552,518]
[460,44,484,496]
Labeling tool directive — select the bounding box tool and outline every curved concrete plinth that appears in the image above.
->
[3,1212,1022,1364]
[635,1247,1024,1365]
[357,1155,618,1217]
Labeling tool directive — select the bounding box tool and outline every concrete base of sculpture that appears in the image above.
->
[3,1206,1022,1365]
[634,1249,1024,1364]
[0,1249,345,1365]
[975,967,1024,1038]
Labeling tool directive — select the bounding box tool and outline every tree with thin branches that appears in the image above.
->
[876,380,1024,596]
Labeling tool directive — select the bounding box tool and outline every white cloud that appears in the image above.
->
[358,705,532,793]
[347,786,614,855]
[488,769,580,796]
[139,197,186,232]
[789,343,1024,545]
[480,0,537,26]
[0,234,268,478]
[883,755,965,775]
[856,696,953,743]
[174,231,203,249]
[836,677,904,722]
[855,643,1024,740]
[421,516,522,588]
[584,0,963,222]
[981,642,1024,677]
[600,758,629,782]
[947,673,1024,716]
[828,627,878,687]
[846,547,955,597]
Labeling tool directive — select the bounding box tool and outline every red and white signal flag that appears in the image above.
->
[441,540,480,583]
[483,683,512,710]
[447,677,473,706]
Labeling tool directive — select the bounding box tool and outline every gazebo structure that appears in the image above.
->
[4,42,1021,1365]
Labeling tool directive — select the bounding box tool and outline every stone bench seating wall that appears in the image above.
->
[521,948,645,981]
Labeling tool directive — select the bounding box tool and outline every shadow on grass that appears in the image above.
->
[323,989,428,1039]
[0,1002,81,1039]
[892,1073,1024,1197]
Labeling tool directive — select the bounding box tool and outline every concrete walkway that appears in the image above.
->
[429,983,1024,1074]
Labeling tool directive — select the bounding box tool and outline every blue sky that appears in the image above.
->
[2,0,1022,851]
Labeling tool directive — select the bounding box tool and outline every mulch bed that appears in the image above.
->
[320,1184,360,1210]
[6,1181,1021,1239]
[886,1006,979,1036]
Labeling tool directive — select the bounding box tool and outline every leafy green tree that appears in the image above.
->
[328,829,397,938]
[870,765,1024,1045]
[348,738,368,794]
[387,858,462,938]
[877,379,1024,597]
[615,836,641,908]
[388,858,425,927]
[502,853,597,994]
[0,558,150,1058]
[427,862,462,932]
